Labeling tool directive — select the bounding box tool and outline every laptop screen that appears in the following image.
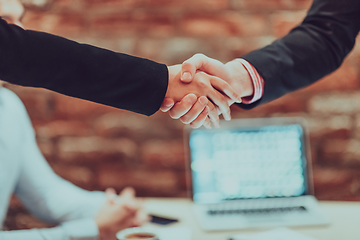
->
[188,121,308,204]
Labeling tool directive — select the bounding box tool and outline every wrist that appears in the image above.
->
[225,60,254,97]
[165,64,182,99]
[95,218,111,240]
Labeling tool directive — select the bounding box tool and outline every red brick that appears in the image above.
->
[158,37,210,64]
[52,164,94,187]
[36,138,55,159]
[98,168,179,196]
[14,213,54,230]
[227,36,276,58]
[83,0,143,11]
[136,39,164,60]
[354,114,360,138]
[305,115,352,139]
[52,93,115,120]
[299,61,359,93]
[58,136,138,161]
[308,92,360,114]
[48,0,87,12]
[312,167,356,200]
[319,139,360,168]
[88,14,139,37]
[23,11,85,38]
[222,12,269,37]
[22,0,52,9]
[140,140,185,169]
[231,0,312,11]
[143,0,229,11]
[181,16,233,37]
[132,12,175,37]
[36,120,92,139]
[271,10,307,38]
[94,111,176,139]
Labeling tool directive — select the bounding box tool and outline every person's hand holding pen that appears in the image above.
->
[162,54,254,128]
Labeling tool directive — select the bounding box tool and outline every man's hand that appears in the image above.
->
[161,54,254,128]
[181,54,253,97]
[165,64,241,128]
[95,187,149,240]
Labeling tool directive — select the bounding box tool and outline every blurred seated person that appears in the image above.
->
[0,83,148,240]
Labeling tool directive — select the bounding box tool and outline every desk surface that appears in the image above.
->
[144,198,360,240]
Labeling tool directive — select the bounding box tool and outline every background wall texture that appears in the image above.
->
[4,0,360,230]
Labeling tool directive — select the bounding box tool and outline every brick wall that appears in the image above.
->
[4,0,360,230]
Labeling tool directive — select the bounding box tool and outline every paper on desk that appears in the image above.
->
[230,227,317,240]
[157,226,191,240]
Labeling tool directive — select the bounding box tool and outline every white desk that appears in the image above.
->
[144,198,360,240]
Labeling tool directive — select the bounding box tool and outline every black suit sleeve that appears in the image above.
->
[238,0,360,109]
[0,19,168,116]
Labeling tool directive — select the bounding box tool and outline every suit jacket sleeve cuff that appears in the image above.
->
[234,58,264,105]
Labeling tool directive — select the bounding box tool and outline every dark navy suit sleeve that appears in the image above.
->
[237,0,360,109]
[0,19,168,116]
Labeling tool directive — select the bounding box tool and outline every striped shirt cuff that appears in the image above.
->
[235,58,265,104]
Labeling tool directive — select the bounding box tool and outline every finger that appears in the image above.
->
[169,94,197,119]
[105,188,116,195]
[181,53,227,83]
[105,188,117,204]
[181,55,201,83]
[160,97,174,112]
[210,76,241,103]
[189,106,210,128]
[206,88,231,121]
[207,102,220,128]
[180,96,208,124]
[133,211,150,226]
[206,79,233,121]
[123,201,140,212]
[119,187,136,202]
[203,117,212,129]
[120,207,139,229]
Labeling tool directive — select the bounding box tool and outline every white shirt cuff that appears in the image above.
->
[61,218,99,240]
[235,58,265,104]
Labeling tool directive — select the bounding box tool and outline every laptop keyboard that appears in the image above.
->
[207,206,307,216]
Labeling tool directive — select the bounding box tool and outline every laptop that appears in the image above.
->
[184,117,329,231]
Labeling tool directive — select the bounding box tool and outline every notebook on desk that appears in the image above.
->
[184,117,329,231]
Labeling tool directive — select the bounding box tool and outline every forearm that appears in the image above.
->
[0,218,99,240]
[17,176,106,224]
[238,0,360,109]
[0,19,168,116]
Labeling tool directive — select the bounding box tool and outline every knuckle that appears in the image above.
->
[219,95,227,105]
[208,104,216,112]
[190,123,200,129]
[198,81,208,88]
[182,61,191,68]
[194,53,205,58]
[169,109,182,119]
[180,115,191,124]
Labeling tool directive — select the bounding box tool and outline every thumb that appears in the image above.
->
[181,53,207,83]
[181,53,229,83]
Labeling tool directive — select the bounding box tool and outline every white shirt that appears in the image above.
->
[0,87,106,240]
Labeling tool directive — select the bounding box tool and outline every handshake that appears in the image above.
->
[160,54,255,128]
